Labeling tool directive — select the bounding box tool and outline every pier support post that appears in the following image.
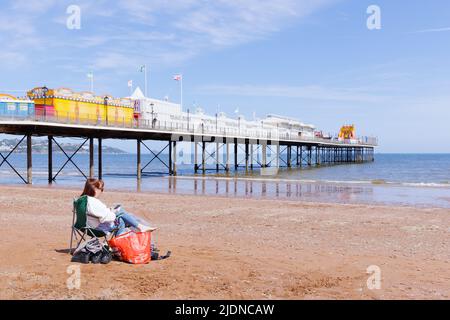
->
[48,136,52,184]
[98,138,102,180]
[245,142,249,172]
[173,141,177,176]
[137,139,141,180]
[250,143,254,170]
[276,144,280,168]
[234,139,238,170]
[296,146,299,166]
[316,146,320,166]
[168,140,173,175]
[300,146,303,167]
[202,141,206,174]
[216,140,220,172]
[262,142,267,168]
[194,142,198,173]
[308,146,312,166]
[27,135,32,184]
[89,137,94,178]
[287,145,291,168]
[225,141,230,172]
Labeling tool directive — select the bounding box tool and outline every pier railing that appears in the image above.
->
[0,113,378,147]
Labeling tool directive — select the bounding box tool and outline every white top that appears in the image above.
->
[86,196,116,228]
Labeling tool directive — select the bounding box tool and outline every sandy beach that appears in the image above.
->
[0,184,449,300]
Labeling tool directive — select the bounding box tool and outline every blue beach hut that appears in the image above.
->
[0,94,35,118]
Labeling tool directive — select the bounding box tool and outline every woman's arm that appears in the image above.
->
[86,197,116,223]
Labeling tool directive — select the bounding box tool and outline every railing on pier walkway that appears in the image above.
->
[0,113,378,147]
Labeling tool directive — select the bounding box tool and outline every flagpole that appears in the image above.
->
[180,74,183,112]
[88,72,94,93]
[144,65,148,97]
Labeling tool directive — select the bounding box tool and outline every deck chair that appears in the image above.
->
[69,195,109,255]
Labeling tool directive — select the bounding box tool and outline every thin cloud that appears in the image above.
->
[0,0,337,73]
[414,27,450,33]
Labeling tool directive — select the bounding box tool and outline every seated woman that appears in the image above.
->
[81,178,156,236]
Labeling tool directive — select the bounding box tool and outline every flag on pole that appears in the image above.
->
[127,80,133,87]
[87,72,94,93]
[139,65,148,97]
[173,74,183,111]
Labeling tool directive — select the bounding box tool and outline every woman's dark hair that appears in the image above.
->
[81,178,104,197]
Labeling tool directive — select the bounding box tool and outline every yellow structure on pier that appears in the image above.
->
[338,125,356,140]
[27,87,134,125]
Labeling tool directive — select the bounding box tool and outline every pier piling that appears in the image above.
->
[168,140,173,175]
[276,144,280,168]
[89,137,94,178]
[27,135,32,184]
[172,141,177,176]
[137,139,141,180]
[216,141,220,172]
[98,138,102,180]
[250,143,254,170]
[194,142,198,173]
[225,141,230,172]
[308,146,312,166]
[202,141,206,174]
[287,145,291,168]
[48,136,52,183]
[234,139,238,170]
[262,142,267,168]
[245,142,249,172]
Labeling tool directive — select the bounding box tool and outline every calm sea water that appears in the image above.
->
[1,153,449,208]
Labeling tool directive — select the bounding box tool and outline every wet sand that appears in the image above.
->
[0,184,449,299]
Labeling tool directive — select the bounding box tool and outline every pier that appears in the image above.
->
[0,115,376,184]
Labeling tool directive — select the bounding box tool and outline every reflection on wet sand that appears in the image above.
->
[114,171,450,208]
[161,176,373,203]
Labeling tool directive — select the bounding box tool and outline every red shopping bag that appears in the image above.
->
[108,230,151,264]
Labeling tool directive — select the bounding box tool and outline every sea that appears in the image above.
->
[1,153,450,208]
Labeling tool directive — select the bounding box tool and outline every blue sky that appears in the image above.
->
[1,0,450,153]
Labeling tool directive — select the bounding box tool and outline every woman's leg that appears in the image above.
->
[117,211,157,233]
[117,212,140,229]
[114,218,127,236]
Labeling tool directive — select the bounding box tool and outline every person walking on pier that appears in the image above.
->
[80,178,156,235]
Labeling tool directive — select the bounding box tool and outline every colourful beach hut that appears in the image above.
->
[0,94,35,118]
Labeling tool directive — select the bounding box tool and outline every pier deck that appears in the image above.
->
[0,117,377,184]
